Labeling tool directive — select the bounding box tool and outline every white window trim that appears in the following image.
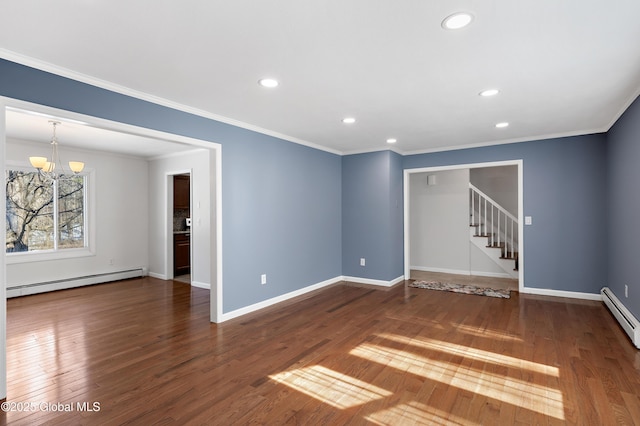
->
[5,161,96,264]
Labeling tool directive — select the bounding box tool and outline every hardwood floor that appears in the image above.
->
[2,277,640,425]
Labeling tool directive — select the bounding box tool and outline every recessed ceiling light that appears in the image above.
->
[386,138,397,144]
[495,122,509,128]
[342,117,356,124]
[258,78,279,88]
[441,12,474,30]
[479,89,500,97]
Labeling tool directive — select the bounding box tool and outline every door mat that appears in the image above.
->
[409,280,511,299]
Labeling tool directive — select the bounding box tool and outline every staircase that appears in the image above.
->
[469,183,519,278]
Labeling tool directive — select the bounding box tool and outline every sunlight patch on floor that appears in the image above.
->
[454,323,523,342]
[351,342,565,420]
[269,365,392,409]
[365,401,471,426]
[380,333,558,377]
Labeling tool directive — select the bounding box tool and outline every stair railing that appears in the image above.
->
[469,183,518,259]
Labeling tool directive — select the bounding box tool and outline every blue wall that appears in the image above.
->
[607,95,640,319]
[404,134,608,294]
[342,151,404,281]
[224,134,342,311]
[0,58,622,313]
[389,151,404,281]
[0,59,343,313]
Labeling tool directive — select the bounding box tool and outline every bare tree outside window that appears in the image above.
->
[6,170,85,253]
[57,176,84,249]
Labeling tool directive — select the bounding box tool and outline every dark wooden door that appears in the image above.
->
[174,233,190,275]
[173,175,190,210]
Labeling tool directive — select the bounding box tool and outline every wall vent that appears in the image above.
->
[601,287,640,349]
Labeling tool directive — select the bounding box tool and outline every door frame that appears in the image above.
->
[1,97,225,398]
[167,170,192,281]
[403,159,524,292]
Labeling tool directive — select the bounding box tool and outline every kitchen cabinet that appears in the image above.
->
[174,233,190,276]
[173,175,190,210]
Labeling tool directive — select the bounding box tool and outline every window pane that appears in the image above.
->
[57,175,84,248]
[6,171,55,252]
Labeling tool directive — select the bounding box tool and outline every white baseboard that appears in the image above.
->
[220,276,343,322]
[147,272,209,290]
[410,265,511,279]
[191,281,210,290]
[148,271,168,280]
[341,275,405,287]
[411,268,599,301]
[601,287,640,349]
[7,268,145,298]
[469,270,513,279]
[521,287,602,301]
[219,274,406,322]
[410,265,470,275]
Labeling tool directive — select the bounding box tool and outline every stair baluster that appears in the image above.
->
[469,183,518,273]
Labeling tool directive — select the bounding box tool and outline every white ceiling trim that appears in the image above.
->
[5,136,160,163]
[2,47,635,158]
[604,85,640,131]
[0,49,342,156]
[341,146,405,156]
[149,148,210,162]
[400,127,608,156]
[1,96,223,153]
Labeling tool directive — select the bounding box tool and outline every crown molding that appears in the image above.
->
[0,49,343,156]
[401,128,607,156]
[1,49,623,159]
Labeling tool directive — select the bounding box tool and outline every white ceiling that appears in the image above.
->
[5,108,194,159]
[2,1,640,155]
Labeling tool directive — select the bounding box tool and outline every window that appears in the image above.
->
[6,169,86,254]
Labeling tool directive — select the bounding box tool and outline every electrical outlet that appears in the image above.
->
[360,258,366,266]
[625,284,628,298]
[261,274,267,285]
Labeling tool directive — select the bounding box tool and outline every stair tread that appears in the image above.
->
[469,214,518,277]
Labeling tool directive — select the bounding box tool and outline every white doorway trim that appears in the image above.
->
[403,159,524,292]
[0,97,225,399]
[165,170,193,282]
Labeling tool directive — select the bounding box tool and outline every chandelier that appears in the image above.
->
[29,121,84,181]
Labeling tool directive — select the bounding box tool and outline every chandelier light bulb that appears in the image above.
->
[29,156,47,169]
[69,161,85,173]
[29,121,86,181]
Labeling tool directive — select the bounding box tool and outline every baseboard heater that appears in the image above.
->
[7,268,145,298]
[601,287,640,349]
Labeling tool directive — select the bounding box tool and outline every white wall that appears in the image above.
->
[469,243,507,276]
[147,149,212,289]
[410,169,470,272]
[5,138,149,292]
[470,165,518,216]
[410,168,510,277]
